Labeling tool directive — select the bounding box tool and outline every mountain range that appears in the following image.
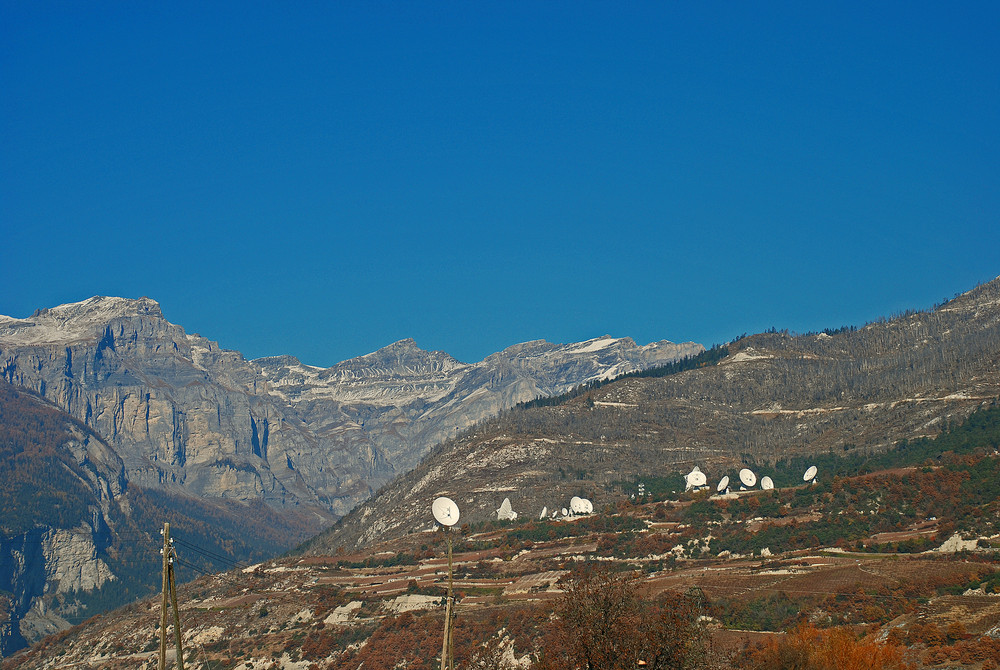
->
[0,297,700,653]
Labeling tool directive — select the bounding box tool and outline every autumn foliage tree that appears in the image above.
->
[745,624,913,670]
[534,567,706,670]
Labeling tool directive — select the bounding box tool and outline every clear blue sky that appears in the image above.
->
[3,2,998,366]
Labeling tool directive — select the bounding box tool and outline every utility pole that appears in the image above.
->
[439,528,455,670]
[431,497,460,670]
[160,523,170,670]
[159,522,186,670]
[441,526,455,670]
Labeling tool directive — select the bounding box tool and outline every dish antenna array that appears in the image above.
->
[760,476,774,490]
[738,468,757,489]
[568,497,594,515]
[431,497,460,670]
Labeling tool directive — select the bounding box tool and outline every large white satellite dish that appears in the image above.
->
[685,466,708,490]
[432,497,460,527]
[570,497,587,514]
[581,498,594,514]
[497,497,517,521]
[716,476,730,493]
[804,465,818,483]
[739,468,757,488]
[760,476,774,490]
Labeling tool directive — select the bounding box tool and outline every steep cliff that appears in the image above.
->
[0,384,125,656]
[0,382,323,656]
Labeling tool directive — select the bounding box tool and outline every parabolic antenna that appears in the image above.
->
[760,476,774,490]
[540,506,548,520]
[739,468,757,488]
[581,498,594,514]
[561,508,568,516]
[803,465,818,482]
[497,497,517,521]
[687,470,707,488]
[432,497,460,527]
[570,497,586,514]
[716,476,730,493]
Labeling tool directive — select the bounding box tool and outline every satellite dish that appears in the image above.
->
[716,476,730,493]
[580,498,594,514]
[570,497,587,514]
[739,468,757,488]
[540,506,548,520]
[432,497,460,527]
[686,467,707,489]
[760,476,774,490]
[497,497,517,521]
[561,508,568,517]
[804,465,818,482]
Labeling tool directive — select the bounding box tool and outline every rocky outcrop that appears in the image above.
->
[38,527,115,594]
[0,525,113,655]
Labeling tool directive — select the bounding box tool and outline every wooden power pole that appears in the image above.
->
[159,522,186,670]
[439,529,455,670]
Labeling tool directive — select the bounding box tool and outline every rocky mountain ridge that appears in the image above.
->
[0,294,700,527]
[0,297,700,526]
[306,276,1000,553]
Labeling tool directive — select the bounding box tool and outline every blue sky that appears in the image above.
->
[3,2,998,366]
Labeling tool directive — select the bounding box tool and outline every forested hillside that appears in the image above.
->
[307,278,1000,552]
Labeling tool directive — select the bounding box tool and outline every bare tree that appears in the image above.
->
[535,567,706,670]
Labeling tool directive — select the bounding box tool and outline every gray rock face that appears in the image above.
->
[0,297,702,526]
[0,385,127,656]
